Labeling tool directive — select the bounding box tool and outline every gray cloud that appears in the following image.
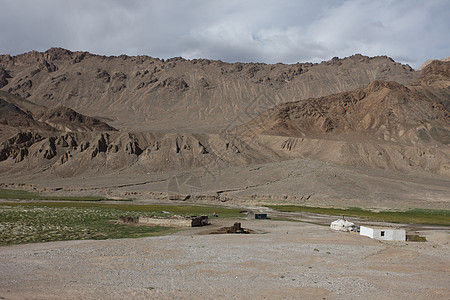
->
[1,0,449,69]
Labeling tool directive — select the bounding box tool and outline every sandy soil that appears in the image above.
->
[1,219,449,300]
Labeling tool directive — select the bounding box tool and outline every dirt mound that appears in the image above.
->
[206,223,254,234]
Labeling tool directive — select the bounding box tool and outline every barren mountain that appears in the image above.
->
[0,48,418,133]
[0,49,448,207]
[1,71,448,179]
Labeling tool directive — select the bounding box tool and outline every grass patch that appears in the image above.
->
[0,202,244,218]
[0,205,172,246]
[0,188,129,202]
[406,235,427,242]
[0,202,244,246]
[267,205,450,226]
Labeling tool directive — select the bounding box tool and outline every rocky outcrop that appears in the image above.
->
[418,60,450,81]
[0,132,286,176]
[410,61,450,111]
[38,60,58,73]
[42,106,117,132]
[0,132,44,162]
[7,79,32,98]
[0,68,11,88]
[418,56,450,71]
[157,77,189,92]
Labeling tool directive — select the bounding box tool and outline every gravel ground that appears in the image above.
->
[1,219,449,300]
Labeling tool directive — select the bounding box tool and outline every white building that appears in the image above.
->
[360,226,405,241]
[330,219,357,232]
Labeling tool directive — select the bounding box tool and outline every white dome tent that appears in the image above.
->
[330,218,356,232]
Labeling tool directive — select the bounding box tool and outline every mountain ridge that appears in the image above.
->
[0,48,418,133]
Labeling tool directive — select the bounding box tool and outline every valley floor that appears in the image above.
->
[2,158,450,210]
[1,218,449,300]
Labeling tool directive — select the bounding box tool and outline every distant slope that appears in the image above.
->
[0,48,418,133]
[0,91,116,137]
[409,60,450,111]
[0,91,56,136]
[417,56,450,71]
[40,106,117,132]
[233,66,450,176]
[235,80,450,145]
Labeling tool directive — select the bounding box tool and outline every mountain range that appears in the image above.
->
[0,48,449,207]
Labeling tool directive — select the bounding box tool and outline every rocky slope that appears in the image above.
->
[410,60,450,111]
[0,131,285,178]
[417,56,450,71]
[234,63,450,175]
[0,49,448,184]
[0,48,418,133]
[0,91,116,136]
[235,80,450,145]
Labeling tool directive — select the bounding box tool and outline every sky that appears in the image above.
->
[1,0,449,69]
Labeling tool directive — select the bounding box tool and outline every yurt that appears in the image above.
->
[330,219,356,232]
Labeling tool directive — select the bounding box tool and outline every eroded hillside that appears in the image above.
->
[0,48,418,133]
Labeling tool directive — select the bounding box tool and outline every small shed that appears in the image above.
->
[360,226,405,241]
[247,211,268,219]
[330,219,356,232]
[254,213,267,219]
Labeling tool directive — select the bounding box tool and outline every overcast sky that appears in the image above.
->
[1,0,449,69]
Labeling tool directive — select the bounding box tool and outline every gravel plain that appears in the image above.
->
[1,219,449,300]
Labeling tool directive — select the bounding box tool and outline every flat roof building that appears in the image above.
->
[360,225,405,241]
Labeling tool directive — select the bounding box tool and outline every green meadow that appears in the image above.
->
[0,201,244,246]
[268,205,450,226]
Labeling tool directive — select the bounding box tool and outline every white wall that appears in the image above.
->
[391,229,406,241]
[360,226,373,238]
[360,226,405,241]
